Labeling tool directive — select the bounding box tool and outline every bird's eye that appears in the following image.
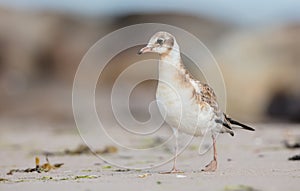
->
[156,38,164,45]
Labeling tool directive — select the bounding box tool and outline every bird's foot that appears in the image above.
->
[159,167,184,174]
[201,159,217,172]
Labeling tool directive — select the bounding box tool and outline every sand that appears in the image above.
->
[0,121,299,191]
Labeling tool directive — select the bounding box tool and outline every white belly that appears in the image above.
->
[156,82,217,137]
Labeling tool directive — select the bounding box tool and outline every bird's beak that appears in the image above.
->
[137,46,152,55]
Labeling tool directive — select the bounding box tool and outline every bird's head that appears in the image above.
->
[138,31,176,56]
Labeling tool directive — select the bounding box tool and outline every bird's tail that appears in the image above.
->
[224,114,255,131]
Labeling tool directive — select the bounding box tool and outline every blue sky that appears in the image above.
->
[1,0,299,25]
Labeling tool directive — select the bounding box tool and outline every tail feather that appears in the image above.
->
[224,114,255,131]
[215,119,234,136]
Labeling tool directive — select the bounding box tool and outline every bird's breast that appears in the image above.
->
[156,81,216,136]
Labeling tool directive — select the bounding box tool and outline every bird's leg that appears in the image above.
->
[171,128,181,172]
[202,134,217,172]
[160,128,183,174]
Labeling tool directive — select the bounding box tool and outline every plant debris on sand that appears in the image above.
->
[224,185,260,191]
[40,144,118,156]
[7,156,63,175]
[288,154,300,161]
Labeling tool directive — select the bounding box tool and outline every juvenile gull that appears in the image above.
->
[138,31,254,173]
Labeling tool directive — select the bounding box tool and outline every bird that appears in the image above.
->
[138,31,255,173]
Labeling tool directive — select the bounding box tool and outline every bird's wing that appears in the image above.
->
[190,80,235,135]
[198,82,221,116]
[223,114,255,131]
[193,81,255,134]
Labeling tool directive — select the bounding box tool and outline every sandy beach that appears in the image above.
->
[0,121,299,191]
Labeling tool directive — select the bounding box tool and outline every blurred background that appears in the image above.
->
[0,0,299,126]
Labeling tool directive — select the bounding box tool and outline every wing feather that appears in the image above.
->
[198,83,221,116]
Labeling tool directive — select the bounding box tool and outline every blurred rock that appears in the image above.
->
[0,7,112,88]
[267,90,300,122]
[0,9,229,90]
[0,6,299,123]
[114,13,233,47]
[217,23,300,121]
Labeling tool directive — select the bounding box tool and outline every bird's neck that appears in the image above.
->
[158,46,186,82]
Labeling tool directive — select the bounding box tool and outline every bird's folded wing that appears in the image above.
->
[198,83,221,116]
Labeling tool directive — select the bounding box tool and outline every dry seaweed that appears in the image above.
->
[102,165,112,169]
[38,176,53,181]
[14,175,100,182]
[284,140,300,149]
[41,144,117,156]
[74,175,98,179]
[0,178,9,182]
[114,169,130,172]
[138,173,151,178]
[81,169,92,172]
[288,154,300,161]
[224,185,260,191]
[7,156,63,175]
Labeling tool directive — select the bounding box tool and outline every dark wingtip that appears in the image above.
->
[224,113,255,132]
[137,50,142,55]
[242,125,255,131]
